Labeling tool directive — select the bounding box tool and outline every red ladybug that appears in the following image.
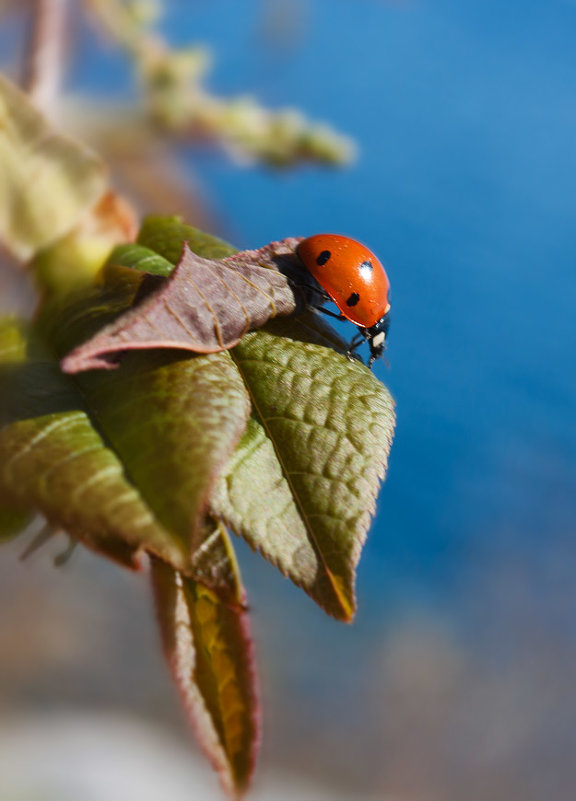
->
[296,234,391,367]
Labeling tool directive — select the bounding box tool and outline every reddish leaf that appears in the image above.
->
[61,238,317,373]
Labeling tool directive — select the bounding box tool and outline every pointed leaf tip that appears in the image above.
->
[75,348,252,580]
[214,316,396,620]
[151,559,259,797]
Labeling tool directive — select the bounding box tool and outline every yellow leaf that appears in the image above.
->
[152,558,259,798]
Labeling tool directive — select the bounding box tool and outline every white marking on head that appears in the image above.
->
[372,331,386,348]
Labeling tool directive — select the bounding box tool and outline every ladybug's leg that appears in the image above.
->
[287,280,338,316]
[288,280,330,304]
[315,306,347,321]
[298,283,346,320]
[305,285,345,317]
[310,285,331,302]
[346,331,368,363]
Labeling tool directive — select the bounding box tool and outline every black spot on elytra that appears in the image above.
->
[346,292,360,307]
[360,259,373,272]
[316,250,331,266]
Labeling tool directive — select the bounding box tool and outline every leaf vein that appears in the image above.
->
[2,412,85,474]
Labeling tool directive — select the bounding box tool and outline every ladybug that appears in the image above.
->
[295,234,391,367]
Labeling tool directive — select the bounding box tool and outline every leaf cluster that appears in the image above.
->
[0,71,394,798]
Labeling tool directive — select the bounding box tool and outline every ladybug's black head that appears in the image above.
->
[366,311,391,367]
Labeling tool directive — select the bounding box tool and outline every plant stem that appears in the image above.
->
[22,0,69,115]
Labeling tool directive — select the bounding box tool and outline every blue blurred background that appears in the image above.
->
[1,1,575,799]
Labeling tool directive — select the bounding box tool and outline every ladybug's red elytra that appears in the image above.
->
[295,234,391,367]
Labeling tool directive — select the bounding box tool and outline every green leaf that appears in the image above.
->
[0,74,107,261]
[212,316,395,621]
[138,215,236,262]
[107,242,176,278]
[74,348,251,569]
[151,556,259,797]
[0,317,185,570]
[33,255,253,594]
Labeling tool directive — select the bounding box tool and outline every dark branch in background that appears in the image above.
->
[21,0,68,114]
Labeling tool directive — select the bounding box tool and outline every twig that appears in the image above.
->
[21,0,69,115]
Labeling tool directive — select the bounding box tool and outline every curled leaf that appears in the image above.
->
[74,348,252,581]
[61,238,314,373]
[0,317,185,570]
